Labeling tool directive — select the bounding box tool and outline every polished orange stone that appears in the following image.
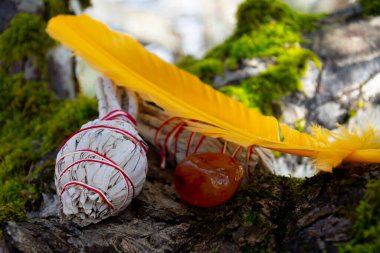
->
[174,152,244,207]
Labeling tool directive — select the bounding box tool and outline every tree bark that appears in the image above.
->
[2,155,379,252]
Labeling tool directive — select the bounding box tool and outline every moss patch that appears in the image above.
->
[340,179,380,252]
[359,0,380,16]
[0,71,97,221]
[177,0,322,114]
[0,13,54,73]
[42,0,70,20]
[0,2,97,221]
[177,56,224,84]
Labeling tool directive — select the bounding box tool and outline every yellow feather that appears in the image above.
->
[46,14,380,171]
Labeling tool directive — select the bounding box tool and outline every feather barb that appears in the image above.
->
[46,14,380,171]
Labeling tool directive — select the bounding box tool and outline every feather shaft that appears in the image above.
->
[46,14,380,171]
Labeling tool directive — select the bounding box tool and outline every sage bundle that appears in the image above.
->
[55,78,148,226]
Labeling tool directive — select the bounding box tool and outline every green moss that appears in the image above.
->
[43,0,91,15]
[0,71,97,221]
[340,180,380,252]
[347,110,357,120]
[39,96,98,154]
[359,0,380,16]
[225,57,238,70]
[242,210,259,225]
[0,13,54,72]
[294,118,306,132]
[222,85,251,106]
[177,0,323,113]
[79,0,92,9]
[177,56,224,84]
[234,0,320,37]
[0,5,98,221]
[222,48,319,114]
[42,0,71,20]
[0,177,37,221]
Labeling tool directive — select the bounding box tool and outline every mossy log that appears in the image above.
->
[1,92,380,251]
[1,153,379,252]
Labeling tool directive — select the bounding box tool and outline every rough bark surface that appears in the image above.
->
[2,151,379,252]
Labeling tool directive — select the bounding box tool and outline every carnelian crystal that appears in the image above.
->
[174,152,244,207]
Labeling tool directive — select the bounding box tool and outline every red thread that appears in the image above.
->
[154,117,177,148]
[58,125,147,155]
[159,121,183,168]
[193,135,206,154]
[174,123,186,158]
[221,141,228,154]
[186,132,195,157]
[232,146,242,158]
[154,117,177,168]
[248,145,254,157]
[101,109,137,125]
[55,149,117,171]
[57,110,147,213]
[60,181,114,209]
[105,113,137,126]
[58,158,135,199]
[101,110,120,120]
[246,145,254,181]
[165,122,184,156]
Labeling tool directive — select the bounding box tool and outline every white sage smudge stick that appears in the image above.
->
[55,77,148,226]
